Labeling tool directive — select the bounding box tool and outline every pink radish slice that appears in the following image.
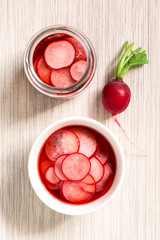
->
[36,56,52,85]
[45,167,60,184]
[40,160,53,176]
[81,175,96,193]
[70,60,87,81]
[44,40,75,69]
[62,180,95,203]
[96,163,114,193]
[89,157,104,182]
[69,127,97,158]
[54,155,68,180]
[62,153,91,181]
[65,37,86,61]
[81,174,95,185]
[45,181,62,190]
[45,129,79,162]
[95,135,110,165]
[50,68,76,88]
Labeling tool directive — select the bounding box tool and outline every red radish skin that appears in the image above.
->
[102,78,131,115]
[44,40,75,69]
[61,153,91,181]
[45,167,60,184]
[36,56,52,85]
[69,127,97,158]
[50,67,76,88]
[61,179,95,203]
[70,60,87,81]
[54,155,68,181]
[45,129,79,162]
[40,160,53,176]
[89,157,104,183]
[66,37,86,61]
[45,181,62,190]
[96,163,113,193]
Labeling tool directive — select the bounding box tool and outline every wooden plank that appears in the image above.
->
[0,0,159,239]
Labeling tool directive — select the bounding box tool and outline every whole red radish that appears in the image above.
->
[102,78,131,115]
[102,41,148,150]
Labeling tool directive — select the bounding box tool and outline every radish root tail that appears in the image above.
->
[112,115,147,156]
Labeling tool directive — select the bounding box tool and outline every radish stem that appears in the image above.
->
[116,42,135,78]
[115,41,129,77]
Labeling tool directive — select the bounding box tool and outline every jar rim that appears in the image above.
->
[24,25,96,97]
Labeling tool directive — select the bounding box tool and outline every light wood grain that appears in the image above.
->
[0,0,160,239]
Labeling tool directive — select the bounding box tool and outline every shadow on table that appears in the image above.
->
[0,147,73,235]
[2,64,70,129]
[88,57,115,122]
[0,64,73,235]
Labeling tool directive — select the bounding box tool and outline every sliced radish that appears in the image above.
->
[45,180,62,190]
[50,67,76,88]
[40,160,53,176]
[44,40,75,69]
[45,130,79,162]
[36,56,52,85]
[62,180,95,203]
[89,157,104,182]
[81,174,95,185]
[70,60,87,81]
[69,127,97,158]
[96,163,114,193]
[62,153,91,181]
[45,167,60,184]
[54,155,68,181]
[81,175,95,193]
[66,37,86,61]
[95,134,110,165]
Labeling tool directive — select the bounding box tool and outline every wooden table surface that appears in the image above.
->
[0,0,160,239]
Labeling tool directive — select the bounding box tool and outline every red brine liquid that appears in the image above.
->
[38,126,116,205]
[33,34,87,88]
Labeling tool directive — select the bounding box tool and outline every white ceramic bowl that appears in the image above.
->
[28,117,125,215]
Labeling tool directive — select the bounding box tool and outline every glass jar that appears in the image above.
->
[24,25,96,98]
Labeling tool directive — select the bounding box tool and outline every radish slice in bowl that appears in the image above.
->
[54,155,68,181]
[45,129,79,162]
[61,178,95,204]
[61,153,91,181]
[89,157,104,183]
[69,127,97,158]
[45,167,60,184]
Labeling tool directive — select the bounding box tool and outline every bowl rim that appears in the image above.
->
[28,117,125,215]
